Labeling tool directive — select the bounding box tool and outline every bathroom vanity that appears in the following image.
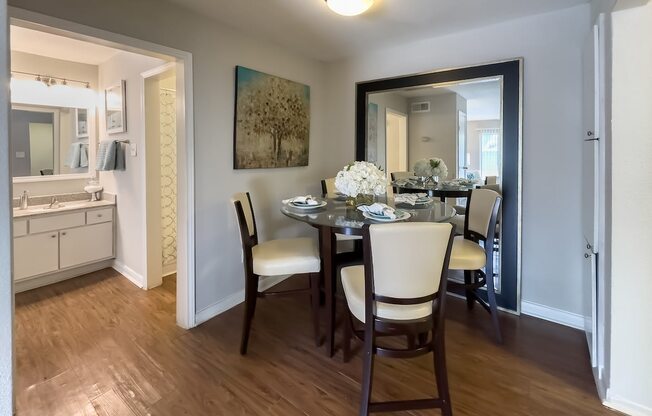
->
[13,197,116,292]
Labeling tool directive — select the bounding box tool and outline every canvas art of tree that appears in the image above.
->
[234,66,310,169]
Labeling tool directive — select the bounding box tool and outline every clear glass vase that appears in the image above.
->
[346,194,374,207]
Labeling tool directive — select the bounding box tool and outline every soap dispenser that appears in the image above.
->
[19,190,29,210]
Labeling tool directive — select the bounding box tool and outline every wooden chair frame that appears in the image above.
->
[343,224,455,415]
[450,190,503,343]
[233,193,321,355]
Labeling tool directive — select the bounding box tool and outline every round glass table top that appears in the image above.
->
[281,196,457,234]
[392,179,476,193]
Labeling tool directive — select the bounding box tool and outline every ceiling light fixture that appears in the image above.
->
[325,0,374,16]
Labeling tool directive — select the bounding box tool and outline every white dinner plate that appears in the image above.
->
[362,210,411,222]
[289,200,327,210]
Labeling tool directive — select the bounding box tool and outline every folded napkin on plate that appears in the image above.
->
[282,195,319,205]
[394,193,428,205]
[357,203,397,220]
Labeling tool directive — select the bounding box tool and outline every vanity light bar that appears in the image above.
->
[11,70,91,88]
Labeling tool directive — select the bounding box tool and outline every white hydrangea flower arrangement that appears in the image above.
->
[335,161,387,197]
[413,157,449,180]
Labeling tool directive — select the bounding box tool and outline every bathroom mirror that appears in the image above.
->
[11,104,93,180]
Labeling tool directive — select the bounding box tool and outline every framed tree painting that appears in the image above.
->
[234,66,310,169]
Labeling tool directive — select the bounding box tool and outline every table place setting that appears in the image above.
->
[357,202,411,222]
[282,195,327,210]
[394,193,432,207]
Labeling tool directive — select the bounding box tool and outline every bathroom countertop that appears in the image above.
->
[13,199,115,219]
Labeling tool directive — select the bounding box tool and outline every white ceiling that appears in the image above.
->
[165,0,588,61]
[10,25,120,65]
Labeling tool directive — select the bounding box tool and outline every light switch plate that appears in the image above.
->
[15,151,25,158]
[129,143,137,157]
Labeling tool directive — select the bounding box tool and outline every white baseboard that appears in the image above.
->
[605,392,652,416]
[521,300,585,330]
[162,262,177,277]
[112,260,144,289]
[195,289,245,325]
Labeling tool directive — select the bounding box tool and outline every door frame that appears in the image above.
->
[9,7,197,329]
[384,108,408,173]
[355,59,523,313]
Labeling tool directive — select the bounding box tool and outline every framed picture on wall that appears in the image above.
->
[75,108,88,138]
[233,66,310,169]
[105,80,126,134]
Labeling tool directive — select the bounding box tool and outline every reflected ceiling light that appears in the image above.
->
[325,0,374,16]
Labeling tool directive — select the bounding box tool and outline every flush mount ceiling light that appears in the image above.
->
[325,0,374,16]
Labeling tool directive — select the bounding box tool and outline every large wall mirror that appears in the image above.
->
[356,60,522,312]
[11,77,96,183]
[11,105,92,179]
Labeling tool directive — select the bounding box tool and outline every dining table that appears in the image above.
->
[281,195,457,357]
[392,179,475,203]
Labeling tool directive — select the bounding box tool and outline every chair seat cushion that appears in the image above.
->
[252,238,320,276]
[449,236,486,271]
[341,265,433,323]
[336,233,362,241]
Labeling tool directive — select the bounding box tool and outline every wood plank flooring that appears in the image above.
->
[15,268,620,415]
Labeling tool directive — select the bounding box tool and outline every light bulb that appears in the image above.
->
[326,0,374,16]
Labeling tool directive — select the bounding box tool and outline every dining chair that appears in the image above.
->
[450,184,501,235]
[390,171,414,181]
[232,192,321,355]
[390,171,414,195]
[449,188,503,343]
[321,178,363,245]
[341,223,455,416]
[484,175,498,185]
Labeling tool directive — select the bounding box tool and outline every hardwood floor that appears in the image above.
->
[15,268,619,415]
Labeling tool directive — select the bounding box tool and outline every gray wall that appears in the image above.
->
[407,93,465,178]
[10,109,54,177]
[368,92,408,171]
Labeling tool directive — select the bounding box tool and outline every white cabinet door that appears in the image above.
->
[14,232,59,280]
[59,222,114,269]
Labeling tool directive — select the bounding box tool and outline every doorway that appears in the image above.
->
[9,10,196,328]
[143,64,179,290]
[385,109,408,174]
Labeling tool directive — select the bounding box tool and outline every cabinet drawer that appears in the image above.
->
[60,222,114,269]
[13,220,27,237]
[14,232,59,280]
[30,212,85,234]
[86,208,113,225]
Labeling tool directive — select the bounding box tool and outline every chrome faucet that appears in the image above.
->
[48,196,59,209]
[19,190,29,210]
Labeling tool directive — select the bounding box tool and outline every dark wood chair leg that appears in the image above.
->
[310,273,321,347]
[485,269,503,344]
[343,311,352,363]
[464,270,474,310]
[240,273,259,355]
[433,331,452,416]
[406,335,416,349]
[359,324,375,416]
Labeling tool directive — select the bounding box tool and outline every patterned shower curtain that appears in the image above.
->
[160,89,177,269]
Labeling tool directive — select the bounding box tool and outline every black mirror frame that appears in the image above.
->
[355,59,522,312]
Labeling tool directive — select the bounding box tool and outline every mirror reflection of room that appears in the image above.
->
[368,77,503,187]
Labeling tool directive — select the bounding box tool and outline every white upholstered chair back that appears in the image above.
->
[467,189,501,239]
[390,171,414,181]
[232,192,256,238]
[321,177,338,198]
[368,223,452,300]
